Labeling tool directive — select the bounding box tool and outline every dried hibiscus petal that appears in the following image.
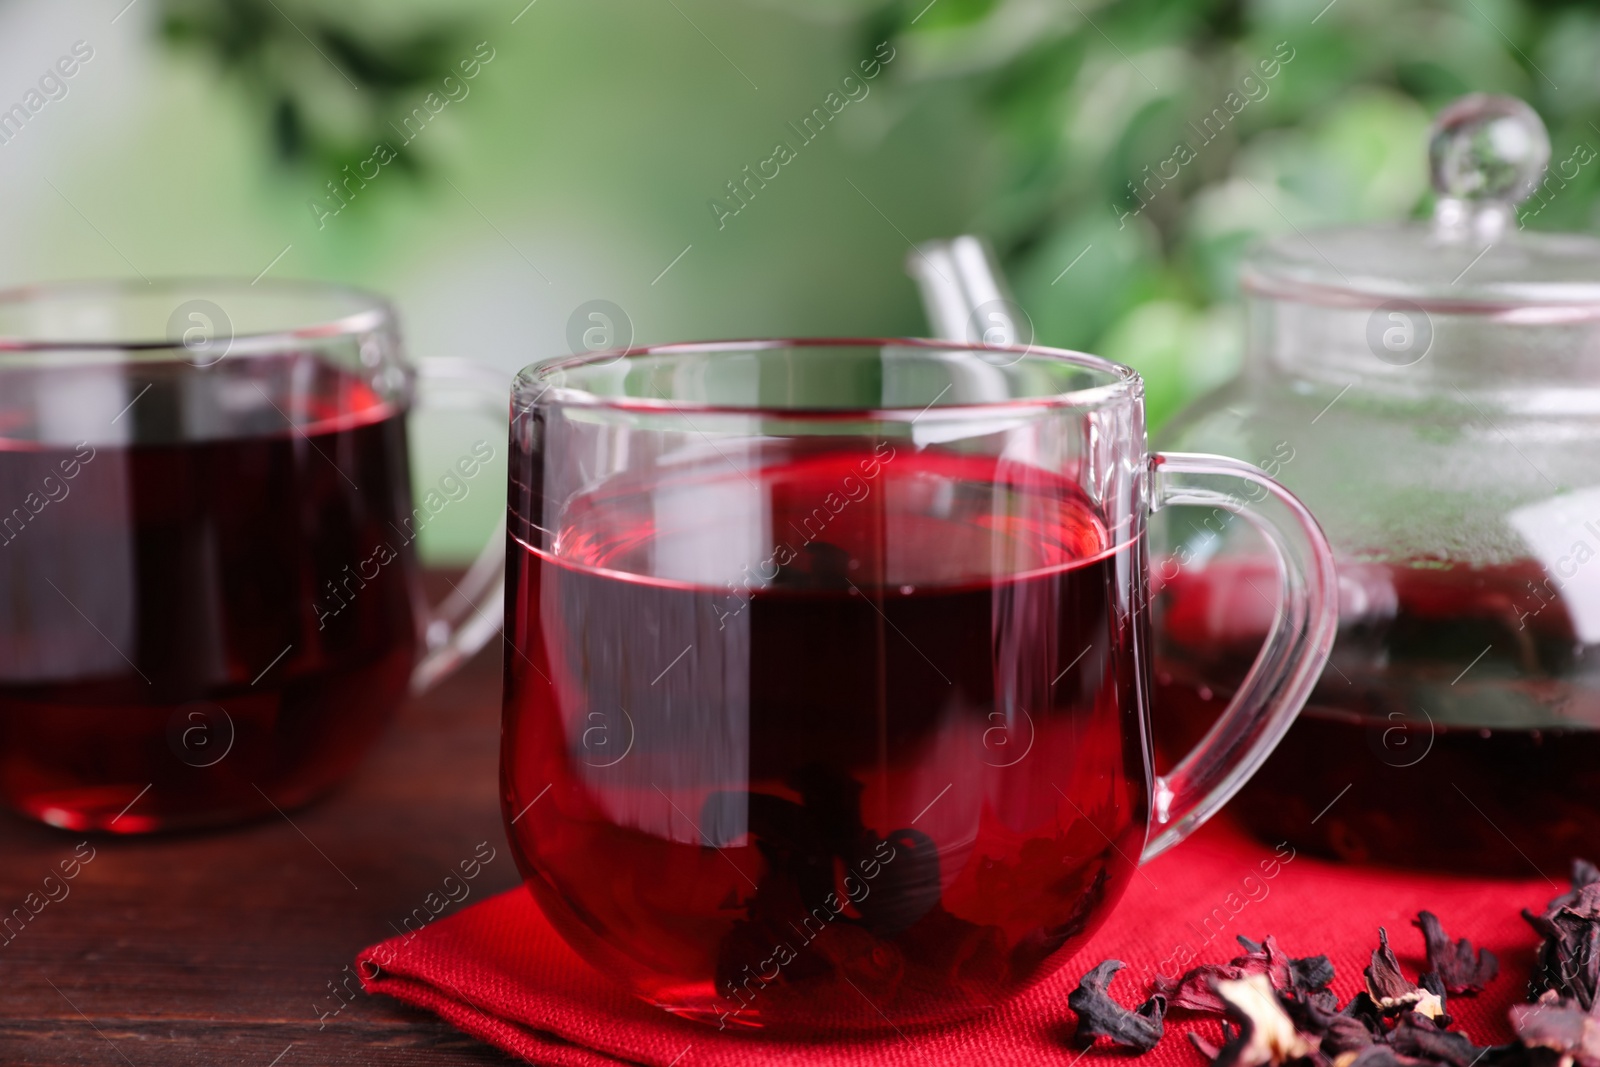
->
[1068,960,1167,1052]
[1099,885,1582,1067]
[1280,986,1343,1039]
[1290,955,1337,997]
[1509,993,1600,1067]
[1321,1014,1379,1056]
[1527,862,1600,1009]
[1342,991,1387,1032]
[1553,860,1600,911]
[1155,936,1335,1016]
[1418,973,1452,1027]
[1337,1045,1431,1067]
[1362,928,1446,1020]
[1189,1022,1233,1062]
[1154,965,1248,1015]
[1415,911,1499,995]
[1212,974,1317,1067]
[1236,935,1292,991]
[1235,934,1335,999]
[1367,927,1413,1005]
[1387,1011,1487,1067]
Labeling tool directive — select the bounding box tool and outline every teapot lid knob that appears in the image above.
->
[1428,94,1549,240]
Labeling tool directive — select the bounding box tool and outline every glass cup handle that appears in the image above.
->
[1141,451,1340,861]
[408,358,509,694]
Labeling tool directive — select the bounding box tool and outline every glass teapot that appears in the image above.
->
[1153,94,1600,876]
[915,96,1600,875]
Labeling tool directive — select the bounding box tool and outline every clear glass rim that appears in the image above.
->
[519,337,1142,419]
[0,277,395,354]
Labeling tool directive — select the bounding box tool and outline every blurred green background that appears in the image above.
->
[2,0,1596,559]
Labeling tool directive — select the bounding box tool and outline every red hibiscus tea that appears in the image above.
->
[0,354,422,832]
[1154,556,1600,874]
[502,447,1151,1030]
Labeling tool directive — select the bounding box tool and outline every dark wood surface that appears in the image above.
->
[0,605,525,1066]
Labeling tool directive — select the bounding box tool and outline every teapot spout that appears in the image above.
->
[906,235,1017,342]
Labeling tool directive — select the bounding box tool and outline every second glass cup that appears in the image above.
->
[0,279,505,833]
[501,339,1338,1031]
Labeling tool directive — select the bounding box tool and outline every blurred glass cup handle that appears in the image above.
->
[408,357,509,694]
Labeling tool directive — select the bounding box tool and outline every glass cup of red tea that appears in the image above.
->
[0,279,505,833]
[501,338,1340,1031]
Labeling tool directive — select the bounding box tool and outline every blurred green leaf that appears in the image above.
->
[158,0,477,186]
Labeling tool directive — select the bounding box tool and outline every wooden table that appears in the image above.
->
[0,618,522,1066]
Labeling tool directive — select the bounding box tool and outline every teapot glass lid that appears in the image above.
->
[1242,95,1600,314]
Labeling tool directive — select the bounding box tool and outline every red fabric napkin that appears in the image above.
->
[357,818,1556,1066]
